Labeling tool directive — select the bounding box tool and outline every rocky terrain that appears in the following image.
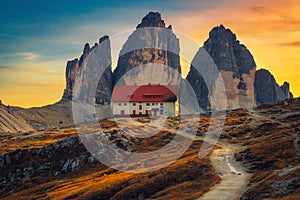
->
[0,117,219,200]
[0,98,299,199]
[223,98,300,199]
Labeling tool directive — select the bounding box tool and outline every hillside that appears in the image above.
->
[0,98,299,199]
[11,100,74,130]
[0,103,34,133]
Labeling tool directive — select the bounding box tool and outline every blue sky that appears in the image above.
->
[0,0,229,62]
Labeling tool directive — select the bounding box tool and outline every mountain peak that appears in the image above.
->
[136,12,166,28]
[99,35,109,44]
[255,68,293,105]
[208,24,237,42]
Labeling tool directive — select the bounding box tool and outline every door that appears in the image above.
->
[153,110,157,116]
[132,110,136,115]
[121,110,125,115]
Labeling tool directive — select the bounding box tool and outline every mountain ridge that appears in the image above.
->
[0,12,294,134]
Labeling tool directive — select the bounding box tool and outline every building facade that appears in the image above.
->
[111,85,178,117]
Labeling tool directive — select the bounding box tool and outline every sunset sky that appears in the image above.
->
[0,0,300,107]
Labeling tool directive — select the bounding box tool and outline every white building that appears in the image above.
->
[111,85,178,117]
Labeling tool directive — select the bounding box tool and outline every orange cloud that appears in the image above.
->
[280,41,300,46]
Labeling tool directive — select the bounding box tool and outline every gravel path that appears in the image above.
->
[197,143,251,200]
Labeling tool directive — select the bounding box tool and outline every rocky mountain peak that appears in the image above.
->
[254,69,293,105]
[136,12,166,28]
[62,37,112,103]
[114,11,180,86]
[208,24,237,42]
[204,25,256,75]
[280,81,293,98]
[83,43,91,54]
[79,43,91,66]
[187,25,257,110]
[99,35,109,44]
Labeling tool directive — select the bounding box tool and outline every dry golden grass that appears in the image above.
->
[2,140,220,200]
[2,98,300,199]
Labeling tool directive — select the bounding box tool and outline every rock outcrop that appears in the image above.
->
[254,69,293,105]
[62,43,90,101]
[280,82,293,99]
[187,25,256,110]
[113,12,181,86]
[62,58,80,101]
[0,129,136,196]
[62,36,112,104]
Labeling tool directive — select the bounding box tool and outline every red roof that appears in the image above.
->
[111,85,179,102]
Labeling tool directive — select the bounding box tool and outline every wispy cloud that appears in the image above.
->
[279,41,300,47]
[0,65,11,70]
[16,52,40,60]
[250,6,268,14]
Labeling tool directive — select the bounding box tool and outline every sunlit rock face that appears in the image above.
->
[113,12,181,86]
[62,36,113,104]
[187,25,256,110]
[254,69,293,105]
[62,58,80,101]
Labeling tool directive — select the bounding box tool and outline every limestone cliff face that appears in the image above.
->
[280,82,293,99]
[187,25,256,110]
[185,65,210,109]
[113,12,181,86]
[62,36,112,104]
[254,69,293,105]
[62,59,80,101]
[62,43,91,101]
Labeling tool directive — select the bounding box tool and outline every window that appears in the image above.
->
[146,103,150,106]
[124,103,127,106]
[133,103,136,106]
[152,103,155,105]
[139,105,142,110]
[118,103,121,106]
[160,103,163,106]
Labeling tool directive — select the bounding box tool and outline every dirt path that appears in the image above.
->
[117,117,252,199]
[197,142,251,200]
